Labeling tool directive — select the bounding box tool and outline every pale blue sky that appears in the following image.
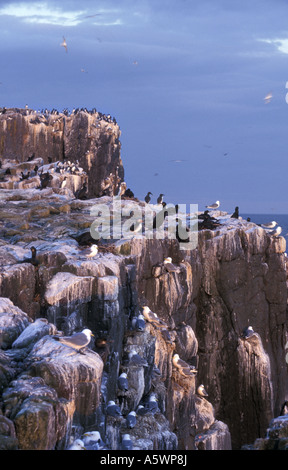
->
[1,0,288,213]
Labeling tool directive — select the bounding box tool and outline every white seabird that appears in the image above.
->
[133,314,146,331]
[197,384,208,397]
[118,372,129,391]
[261,221,277,229]
[128,349,148,367]
[268,226,282,236]
[243,325,256,339]
[136,404,150,416]
[121,434,133,450]
[60,36,68,52]
[147,394,159,414]
[126,411,137,429]
[142,306,168,329]
[206,200,220,210]
[85,244,99,258]
[68,439,86,450]
[82,431,104,450]
[52,328,94,353]
[106,400,122,417]
[172,354,197,377]
[163,257,180,273]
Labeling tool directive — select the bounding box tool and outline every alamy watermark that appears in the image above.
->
[89,197,198,251]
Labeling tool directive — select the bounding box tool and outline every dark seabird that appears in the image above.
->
[144,191,153,203]
[106,400,122,417]
[176,218,191,243]
[126,411,137,429]
[280,401,288,416]
[5,168,11,175]
[52,328,94,354]
[75,182,88,200]
[20,246,39,266]
[118,372,129,391]
[124,188,135,198]
[197,384,208,397]
[172,354,197,377]
[20,171,30,180]
[121,434,133,450]
[206,200,220,210]
[72,231,96,247]
[231,206,239,219]
[242,326,257,339]
[157,193,164,204]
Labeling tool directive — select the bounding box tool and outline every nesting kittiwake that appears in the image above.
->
[133,314,146,331]
[261,221,277,229]
[106,400,122,417]
[163,257,180,273]
[126,411,137,429]
[82,431,104,450]
[121,434,133,450]
[52,328,94,353]
[172,354,197,377]
[197,384,208,397]
[118,372,129,391]
[206,200,220,210]
[147,394,159,414]
[136,404,150,416]
[142,306,168,329]
[68,439,86,450]
[128,349,148,367]
[243,326,257,339]
[269,226,282,236]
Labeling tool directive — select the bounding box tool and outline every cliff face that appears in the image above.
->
[0,185,287,450]
[0,108,124,198]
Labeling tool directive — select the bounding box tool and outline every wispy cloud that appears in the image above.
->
[258,37,288,54]
[0,2,124,27]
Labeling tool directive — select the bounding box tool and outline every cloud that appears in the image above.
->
[0,2,124,27]
[258,37,288,54]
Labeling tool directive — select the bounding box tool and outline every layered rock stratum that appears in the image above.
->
[0,108,287,451]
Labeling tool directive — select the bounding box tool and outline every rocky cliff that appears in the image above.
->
[0,107,124,198]
[0,110,287,451]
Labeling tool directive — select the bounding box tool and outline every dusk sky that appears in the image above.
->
[1,0,288,213]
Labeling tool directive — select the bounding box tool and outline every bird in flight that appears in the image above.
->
[60,36,68,53]
[263,92,272,104]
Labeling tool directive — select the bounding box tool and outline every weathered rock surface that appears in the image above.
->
[0,108,124,198]
[0,159,287,450]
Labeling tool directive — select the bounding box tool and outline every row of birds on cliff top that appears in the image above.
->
[0,105,117,124]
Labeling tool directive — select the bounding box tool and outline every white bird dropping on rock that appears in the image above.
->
[106,400,122,417]
[52,328,94,353]
[206,200,220,209]
[197,384,208,397]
